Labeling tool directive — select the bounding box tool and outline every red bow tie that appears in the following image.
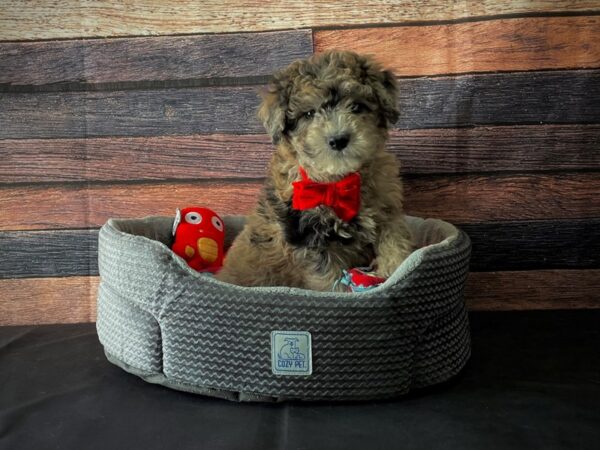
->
[292,167,361,222]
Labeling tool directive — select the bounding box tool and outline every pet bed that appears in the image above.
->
[96,215,471,402]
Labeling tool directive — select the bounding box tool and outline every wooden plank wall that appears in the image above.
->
[1,2,599,325]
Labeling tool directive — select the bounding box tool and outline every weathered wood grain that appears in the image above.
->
[2,70,599,139]
[465,270,600,311]
[2,173,598,230]
[403,172,600,223]
[2,1,599,41]
[1,270,597,326]
[463,219,600,271]
[1,219,598,278]
[0,86,262,139]
[0,31,312,86]
[315,16,600,76]
[394,70,600,130]
[2,125,599,183]
[0,134,272,183]
[0,181,260,231]
[5,16,599,85]
[0,230,98,278]
[389,125,600,174]
[0,276,98,325]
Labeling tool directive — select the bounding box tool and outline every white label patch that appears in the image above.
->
[271,331,312,376]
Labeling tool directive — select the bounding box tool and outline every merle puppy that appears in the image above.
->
[217,51,413,291]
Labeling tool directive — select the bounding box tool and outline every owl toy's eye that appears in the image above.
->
[185,212,202,224]
[211,216,224,232]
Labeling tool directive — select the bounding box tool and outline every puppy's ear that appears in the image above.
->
[373,69,400,127]
[258,75,291,144]
[360,54,400,127]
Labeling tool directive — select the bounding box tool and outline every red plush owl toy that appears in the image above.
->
[171,207,225,273]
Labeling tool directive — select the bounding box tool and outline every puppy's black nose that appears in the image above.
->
[328,134,350,151]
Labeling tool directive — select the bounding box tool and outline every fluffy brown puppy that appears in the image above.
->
[217,51,413,291]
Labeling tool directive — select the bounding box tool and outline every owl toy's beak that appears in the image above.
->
[197,237,219,263]
[172,208,181,236]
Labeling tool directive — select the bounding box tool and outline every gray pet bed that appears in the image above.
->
[96,215,471,402]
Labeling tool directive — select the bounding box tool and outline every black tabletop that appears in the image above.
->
[1,310,599,450]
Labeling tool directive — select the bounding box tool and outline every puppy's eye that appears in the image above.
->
[303,110,315,120]
[351,102,367,113]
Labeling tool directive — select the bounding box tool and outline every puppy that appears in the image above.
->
[217,51,413,291]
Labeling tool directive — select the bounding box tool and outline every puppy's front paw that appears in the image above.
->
[372,247,413,278]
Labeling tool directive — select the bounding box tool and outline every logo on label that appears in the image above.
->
[271,331,312,376]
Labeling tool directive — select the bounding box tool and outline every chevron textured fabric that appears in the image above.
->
[96,215,471,402]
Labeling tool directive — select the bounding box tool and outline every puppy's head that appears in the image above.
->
[258,51,399,179]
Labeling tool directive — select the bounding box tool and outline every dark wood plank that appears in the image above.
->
[395,69,600,130]
[0,86,263,139]
[0,87,261,138]
[466,270,600,311]
[0,230,98,278]
[2,70,600,139]
[1,173,598,230]
[0,276,98,325]
[1,219,598,278]
[462,219,600,272]
[2,125,599,183]
[315,16,600,76]
[0,31,312,86]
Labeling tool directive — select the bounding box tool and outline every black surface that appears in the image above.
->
[1,311,599,450]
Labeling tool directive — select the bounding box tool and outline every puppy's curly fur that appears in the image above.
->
[217,51,413,290]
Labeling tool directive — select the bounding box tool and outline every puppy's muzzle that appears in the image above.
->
[328,133,350,151]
